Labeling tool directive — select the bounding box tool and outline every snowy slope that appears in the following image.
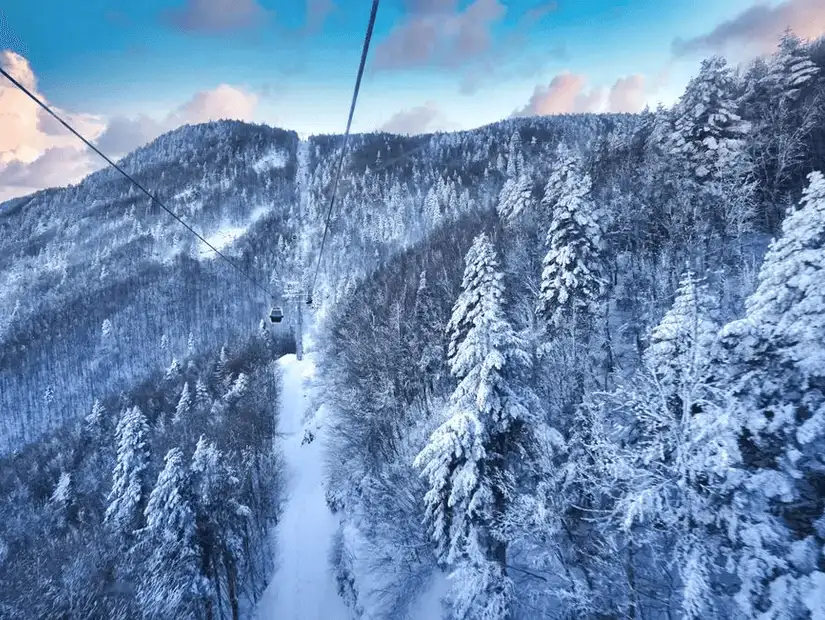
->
[256,352,352,620]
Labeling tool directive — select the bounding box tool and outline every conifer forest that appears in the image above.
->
[2,29,825,620]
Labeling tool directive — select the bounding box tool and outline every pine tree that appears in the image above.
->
[190,436,250,616]
[497,174,533,223]
[173,382,192,425]
[85,398,106,436]
[415,233,534,620]
[166,358,182,381]
[669,56,749,181]
[578,278,742,618]
[761,31,820,104]
[645,271,719,394]
[719,171,825,619]
[105,406,150,534]
[195,378,211,411]
[538,160,606,330]
[216,346,231,387]
[138,448,206,619]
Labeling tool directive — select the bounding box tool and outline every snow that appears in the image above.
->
[253,148,289,173]
[196,206,271,260]
[197,227,247,259]
[256,351,352,620]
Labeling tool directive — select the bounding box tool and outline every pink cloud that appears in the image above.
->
[0,51,261,201]
[163,0,270,34]
[511,73,603,116]
[608,75,646,113]
[172,84,258,125]
[373,0,506,70]
[512,73,653,117]
[672,0,825,57]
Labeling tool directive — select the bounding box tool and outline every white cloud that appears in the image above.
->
[169,84,258,126]
[379,101,455,134]
[0,51,105,200]
[608,75,647,113]
[0,50,261,201]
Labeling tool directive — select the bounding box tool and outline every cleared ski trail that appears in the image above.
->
[256,353,351,620]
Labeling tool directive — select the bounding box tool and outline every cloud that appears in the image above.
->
[379,101,455,134]
[520,1,558,27]
[512,73,651,117]
[608,75,646,113]
[170,84,258,125]
[303,0,336,33]
[163,0,270,34]
[0,50,261,201]
[0,147,95,194]
[511,73,603,116]
[373,0,506,70]
[97,85,258,156]
[0,51,105,200]
[672,0,825,57]
[95,116,166,155]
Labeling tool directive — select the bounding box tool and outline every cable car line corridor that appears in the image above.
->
[256,342,350,620]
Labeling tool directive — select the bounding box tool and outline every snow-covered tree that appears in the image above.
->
[538,160,606,330]
[720,171,825,619]
[195,378,211,411]
[137,448,206,619]
[105,406,150,534]
[645,271,719,394]
[173,382,192,425]
[190,436,250,616]
[578,278,741,618]
[669,56,750,181]
[761,31,820,104]
[165,357,182,381]
[497,174,533,223]
[415,233,535,620]
[85,398,105,436]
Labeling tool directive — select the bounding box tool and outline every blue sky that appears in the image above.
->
[1,0,823,198]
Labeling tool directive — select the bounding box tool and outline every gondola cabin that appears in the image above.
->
[269,306,284,323]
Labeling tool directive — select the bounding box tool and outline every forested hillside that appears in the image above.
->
[317,33,825,619]
[1,30,824,620]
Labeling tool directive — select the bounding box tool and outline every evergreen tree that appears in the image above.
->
[138,448,206,619]
[720,171,825,619]
[105,406,150,534]
[173,382,192,425]
[669,56,749,182]
[497,174,533,223]
[85,398,106,437]
[415,233,535,620]
[190,437,250,617]
[538,160,606,331]
[645,271,719,395]
[195,378,211,411]
[761,31,820,104]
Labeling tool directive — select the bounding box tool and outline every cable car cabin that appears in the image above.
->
[269,306,284,323]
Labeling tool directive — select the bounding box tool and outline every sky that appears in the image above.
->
[1,0,824,200]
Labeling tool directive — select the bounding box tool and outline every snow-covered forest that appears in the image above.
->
[2,31,825,619]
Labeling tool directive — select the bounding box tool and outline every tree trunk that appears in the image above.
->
[224,552,239,620]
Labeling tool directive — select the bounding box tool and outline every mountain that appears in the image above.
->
[2,32,825,620]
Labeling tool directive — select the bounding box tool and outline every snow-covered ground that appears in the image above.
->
[256,352,352,620]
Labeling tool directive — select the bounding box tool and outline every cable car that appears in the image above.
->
[306,293,313,307]
[269,306,284,323]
